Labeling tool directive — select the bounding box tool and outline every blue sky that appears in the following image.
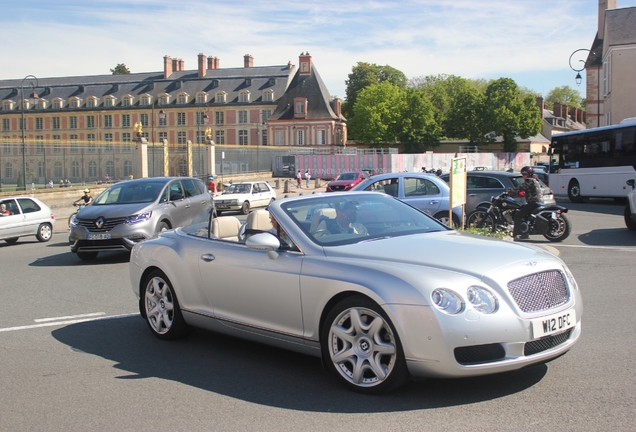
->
[2,0,636,100]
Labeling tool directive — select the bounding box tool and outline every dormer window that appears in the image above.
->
[212,79,219,87]
[87,97,99,108]
[122,96,132,107]
[245,78,251,86]
[141,95,151,106]
[239,91,250,103]
[268,78,276,86]
[215,91,226,103]
[294,97,307,119]
[104,96,116,107]
[52,99,63,109]
[262,90,274,102]
[196,93,207,104]
[159,94,169,105]
[178,94,187,104]
[69,98,80,108]
[2,101,13,111]
[38,99,47,109]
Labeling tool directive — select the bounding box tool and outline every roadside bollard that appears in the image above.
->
[284,179,290,193]
[314,178,321,189]
[275,179,280,189]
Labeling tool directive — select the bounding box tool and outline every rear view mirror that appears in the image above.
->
[170,193,184,201]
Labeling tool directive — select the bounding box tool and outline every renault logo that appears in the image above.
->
[95,217,105,229]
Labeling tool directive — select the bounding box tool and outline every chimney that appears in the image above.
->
[207,56,214,70]
[553,102,563,119]
[244,54,253,68]
[172,58,179,72]
[599,0,616,38]
[569,106,578,123]
[536,97,544,119]
[331,98,342,117]
[164,55,173,78]
[178,58,184,71]
[214,56,220,69]
[198,53,206,77]
[299,52,312,75]
[287,61,292,69]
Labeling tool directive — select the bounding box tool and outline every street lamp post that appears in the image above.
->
[196,106,209,178]
[20,75,39,191]
[569,48,601,127]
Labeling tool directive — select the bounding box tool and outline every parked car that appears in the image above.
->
[351,172,462,227]
[531,166,550,186]
[625,179,636,230]
[440,171,555,215]
[0,196,55,244]
[215,181,276,215]
[326,171,370,192]
[69,177,212,260]
[130,192,582,394]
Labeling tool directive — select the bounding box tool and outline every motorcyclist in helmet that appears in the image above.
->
[74,188,93,207]
[507,166,542,241]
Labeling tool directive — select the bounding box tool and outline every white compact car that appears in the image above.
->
[215,181,276,215]
[0,196,56,244]
[130,192,582,394]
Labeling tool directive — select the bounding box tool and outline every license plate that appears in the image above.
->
[532,308,576,338]
[87,233,112,240]
[217,205,229,209]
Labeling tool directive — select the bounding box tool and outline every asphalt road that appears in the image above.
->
[0,198,635,431]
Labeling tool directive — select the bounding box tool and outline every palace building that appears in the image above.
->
[0,52,346,185]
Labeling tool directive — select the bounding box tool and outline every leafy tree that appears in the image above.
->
[546,85,583,109]
[348,82,406,145]
[110,63,131,75]
[483,78,542,152]
[444,80,489,144]
[342,62,407,127]
[397,88,441,153]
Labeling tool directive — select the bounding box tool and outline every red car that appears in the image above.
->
[326,171,370,192]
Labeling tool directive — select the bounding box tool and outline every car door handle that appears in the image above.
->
[185,204,190,208]
[201,254,215,262]
[469,194,477,196]
[428,200,440,204]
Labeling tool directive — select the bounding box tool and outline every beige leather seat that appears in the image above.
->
[309,207,336,232]
[246,209,273,232]
[212,216,242,241]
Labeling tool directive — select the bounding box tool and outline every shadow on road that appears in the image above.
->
[576,228,636,247]
[52,316,549,412]
[556,198,624,216]
[29,250,130,267]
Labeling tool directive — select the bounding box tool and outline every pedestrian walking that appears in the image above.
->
[305,170,311,188]
[296,170,302,188]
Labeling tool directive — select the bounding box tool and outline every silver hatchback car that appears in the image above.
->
[69,177,212,260]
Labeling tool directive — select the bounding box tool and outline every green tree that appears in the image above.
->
[110,63,131,75]
[444,80,489,144]
[483,78,542,152]
[546,85,583,109]
[342,62,407,129]
[397,88,441,153]
[348,82,405,145]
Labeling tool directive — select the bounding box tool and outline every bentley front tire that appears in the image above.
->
[322,295,409,394]
[142,270,190,340]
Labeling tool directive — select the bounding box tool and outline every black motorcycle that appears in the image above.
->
[466,192,571,242]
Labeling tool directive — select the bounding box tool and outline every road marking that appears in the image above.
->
[0,313,139,333]
[553,244,636,252]
[34,312,106,323]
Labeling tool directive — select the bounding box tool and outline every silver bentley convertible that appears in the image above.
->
[129,192,582,394]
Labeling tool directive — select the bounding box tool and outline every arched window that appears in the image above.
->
[178,94,187,104]
[239,91,250,103]
[178,159,188,176]
[71,161,80,178]
[106,161,115,178]
[215,91,226,103]
[262,90,274,102]
[88,161,97,178]
[3,162,12,179]
[54,161,63,178]
[123,160,132,177]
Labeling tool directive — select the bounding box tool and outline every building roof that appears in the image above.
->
[0,64,296,108]
[269,65,342,121]
[605,6,636,45]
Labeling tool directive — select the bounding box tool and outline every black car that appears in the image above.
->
[440,170,555,215]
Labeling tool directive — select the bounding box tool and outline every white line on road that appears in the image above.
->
[0,313,139,333]
[34,312,106,323]
[553,244,636,251]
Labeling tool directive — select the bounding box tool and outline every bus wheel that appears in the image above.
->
[567,180,583,203]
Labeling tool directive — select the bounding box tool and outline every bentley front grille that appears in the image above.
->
[507,270,569,313]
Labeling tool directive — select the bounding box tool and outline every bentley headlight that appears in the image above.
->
[467,286,498,314]
[431,289,463,314]
[563,266,579,291]
[125,211,152,225]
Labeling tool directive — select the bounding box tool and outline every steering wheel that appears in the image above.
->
[311,228,331,238]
